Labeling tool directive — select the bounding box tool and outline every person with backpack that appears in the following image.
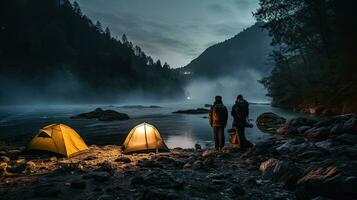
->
[231,94,249,146]
[209,96,228,151]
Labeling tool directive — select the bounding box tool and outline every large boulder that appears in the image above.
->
[304,127,330,140]
[288,117,317,127]
[334,133,357,145]
[71,108,129,121]
[256,112,286,133]
[343,115,357,134]
[259,158,301,189]
[276,124,298,135]
[296,166,357,199]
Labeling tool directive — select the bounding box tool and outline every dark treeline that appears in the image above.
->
[255,0,357,114]
[0,0,184,104]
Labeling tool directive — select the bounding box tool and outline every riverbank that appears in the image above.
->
[1,113,356,200]
[0,145,294,200]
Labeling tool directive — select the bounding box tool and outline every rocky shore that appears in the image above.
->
[0,145,294,200]
[1,113,356,200]
[255,112,357,199]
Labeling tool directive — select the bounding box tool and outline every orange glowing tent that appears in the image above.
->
[26,124,89,157]
[122,123,169,154]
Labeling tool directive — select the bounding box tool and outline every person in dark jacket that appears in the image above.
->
[209,96,228,150]
[231,94,249,146]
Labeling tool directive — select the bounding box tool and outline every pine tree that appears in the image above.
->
[163,62,170,69]
[95,21,103,33]
[72,1,82,16]
[105,27,111,39]
[121,34,128,44]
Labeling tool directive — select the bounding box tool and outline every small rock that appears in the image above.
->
[305,127,330,140]
[183,163,192,169]
[49,157,57,162]
[202,150,217,158]
[84,155,97,161]
[0,156,10,163]
[297,126,311,134]
[96,161,114,172]
[24,161,36,174]
[0,151,6,156]
[59,163,85,173]
[192,160,203,170]
[15,158,26,164]
[115,156,131,163]
[0,162,8,172]
[276,125,298,135]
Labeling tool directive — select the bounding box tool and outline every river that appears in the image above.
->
[0,104,303,148]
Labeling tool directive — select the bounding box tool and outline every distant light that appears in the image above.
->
[183,71,192,75]
[186,96,191,100]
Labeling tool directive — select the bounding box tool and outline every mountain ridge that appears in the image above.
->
[182,22,273,78]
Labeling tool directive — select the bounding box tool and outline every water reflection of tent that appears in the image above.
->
[26,124,89,157]
[122,123,169,154]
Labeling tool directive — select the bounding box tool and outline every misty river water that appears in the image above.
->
[0,104,304,149]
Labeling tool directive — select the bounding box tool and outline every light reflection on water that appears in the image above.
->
[0,104,304,148]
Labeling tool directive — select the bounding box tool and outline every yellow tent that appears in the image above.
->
[26,124,89,157]
[122,123,169,154]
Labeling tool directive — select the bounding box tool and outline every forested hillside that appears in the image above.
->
[255,0,357,114]
[0,0,184,104]
[182,23,272,78]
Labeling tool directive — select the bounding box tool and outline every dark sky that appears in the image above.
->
[72,0,259,68]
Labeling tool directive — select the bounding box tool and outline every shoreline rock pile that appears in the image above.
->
[173,108,210,114]
[252,112,357,199]
[71,108,130,121]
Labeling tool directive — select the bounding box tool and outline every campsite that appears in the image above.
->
[1,0,356,199]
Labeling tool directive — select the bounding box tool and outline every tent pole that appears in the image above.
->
[144,124,149,150]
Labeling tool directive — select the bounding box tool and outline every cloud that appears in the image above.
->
[86,10,201,62]
[74,0,259,67]
[233,0,259,11]
[207,4,231,14]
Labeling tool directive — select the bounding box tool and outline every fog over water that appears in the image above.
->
[0,104,303,149]
[185,69,270,104]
